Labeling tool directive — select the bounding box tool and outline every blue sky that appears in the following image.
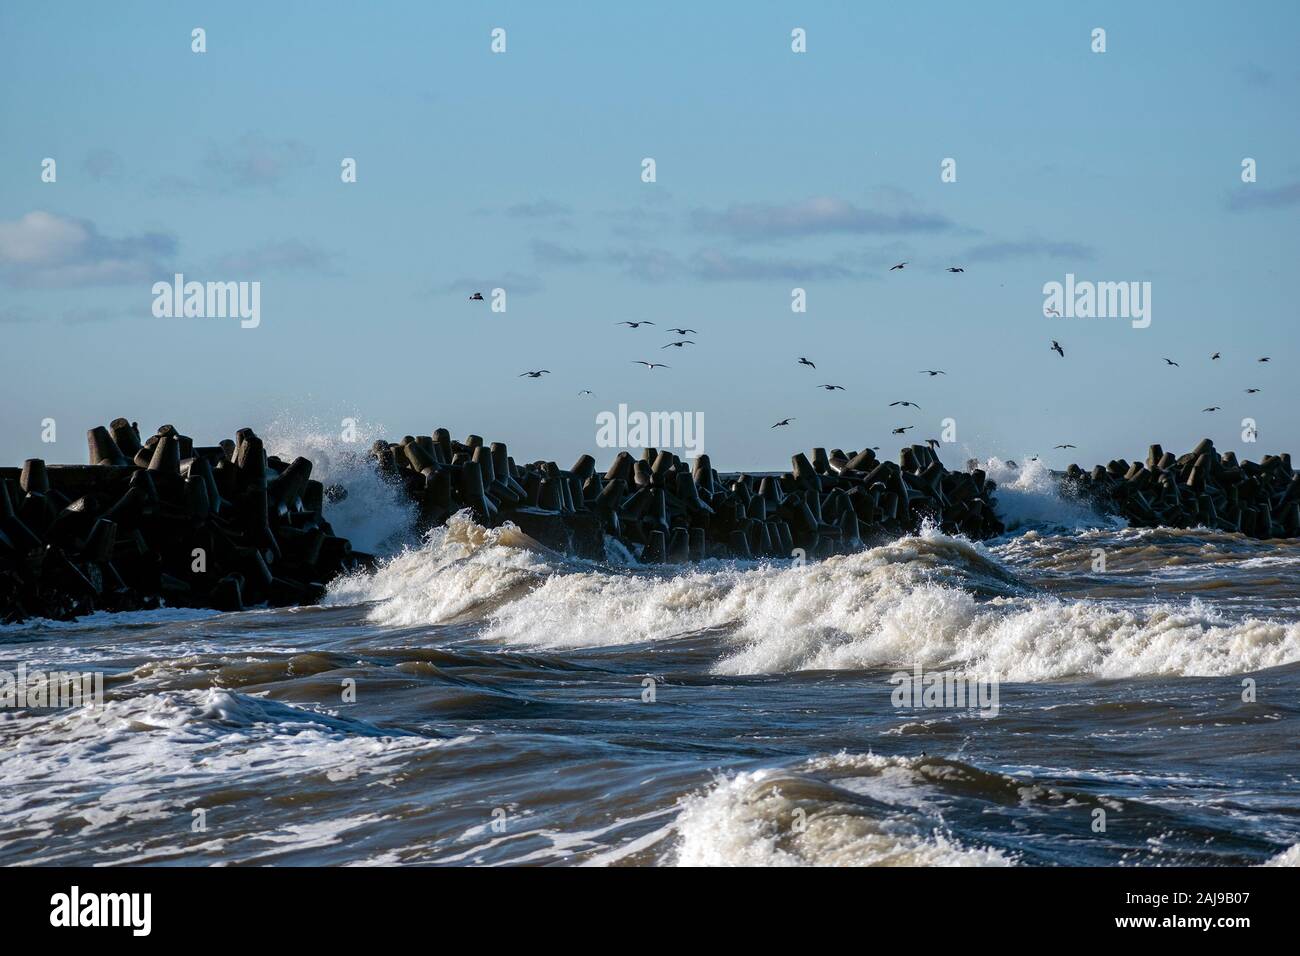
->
[2,0,1298,471]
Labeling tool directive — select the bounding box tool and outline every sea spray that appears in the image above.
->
[979,457,1121,533]
[324,514,1300,680]
[260,419,418,555]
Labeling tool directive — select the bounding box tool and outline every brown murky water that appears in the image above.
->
[2,510,1298,866]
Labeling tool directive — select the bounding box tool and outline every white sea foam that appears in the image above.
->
[0,688,464,863]
[1263,843,1300,866]
[981,456,1121,533]
[671,754,1015,867]
[327,516,1300,680]
[0,606,222,635]
[260,419,418,555]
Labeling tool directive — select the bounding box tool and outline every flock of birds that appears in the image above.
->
[1050,339,1270,418]
[475,265,1277,457]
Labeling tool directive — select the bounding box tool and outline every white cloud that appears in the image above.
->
[0,211,176,288]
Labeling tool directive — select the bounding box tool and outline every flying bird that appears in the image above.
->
[892,426,914,434]
[818,384,846,391]
[797,357,816,368]
[1051,340,1065,357]
[1245,388,1261,394]
[889,261,908,271]
[1045,307,1062,317]
[667,328,697,335]
[1202,406,1220,412]
[468,292,484,301]
[1054,444,1077,449]
[661,340,695,348]
[578,390,593,396]
[1259,357,1271,363]
[1162,358,1179,367]
[1211,352,1221,360]
[919,370,946,376]
[771,418,795,428]
[519,370,550,378]
[633,361,670,370]
[926,439,941,450]
[889,400,921,408]
[617,321,655,328]
[946,267,964,273]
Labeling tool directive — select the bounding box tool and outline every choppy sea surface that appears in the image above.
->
[2,456,1299,867]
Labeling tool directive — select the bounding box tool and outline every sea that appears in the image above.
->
[2,446,1298,867]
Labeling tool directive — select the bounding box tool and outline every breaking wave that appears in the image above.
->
[324,514,1300,681]
[981,456,1121,534]
[670,753,1016,867]
[260,419,417,555]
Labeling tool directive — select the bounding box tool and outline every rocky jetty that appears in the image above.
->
[16,420,1296,626]
[370,432,1006,561]
[1063,439,1300,538]
[0,420,373,623]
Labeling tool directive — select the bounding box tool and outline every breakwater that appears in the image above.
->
[369,431,1006,561]
[1063,439,1299,538]
[8,420,1300,625]
[1,420,373,623]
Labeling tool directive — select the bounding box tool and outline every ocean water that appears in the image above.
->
[2,456,1299,867]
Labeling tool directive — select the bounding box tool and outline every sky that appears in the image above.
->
[1,0,1298,472]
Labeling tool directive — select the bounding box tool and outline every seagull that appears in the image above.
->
[919,370,946,376]
[661,340,695,348]
[667,327,697,335]
[926,439,941,450]
[771,418,795,428]
[890,261,908,271]
[1245,387,1261,394]
[1211,352,1221,360]
[1045,307,1061,317]
[1162,358,1180,367]
[797,357,816,369]
[633,361,670,370]
[818,384,846,391]
[892,426,914,434]
[1202,406,1220,412]
[519,370,550,378]
[889,401,921,409]
[1054,444,1077,449]
[468,292,484,301]
[1259,356,1271,363]
[578,390,593,396]
[617,320,655,328]
[946,267,965,273]
[1051,340,1065,357]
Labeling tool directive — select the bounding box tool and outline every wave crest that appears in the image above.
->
[671,754,1016,867]
[325,516,1300,680]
